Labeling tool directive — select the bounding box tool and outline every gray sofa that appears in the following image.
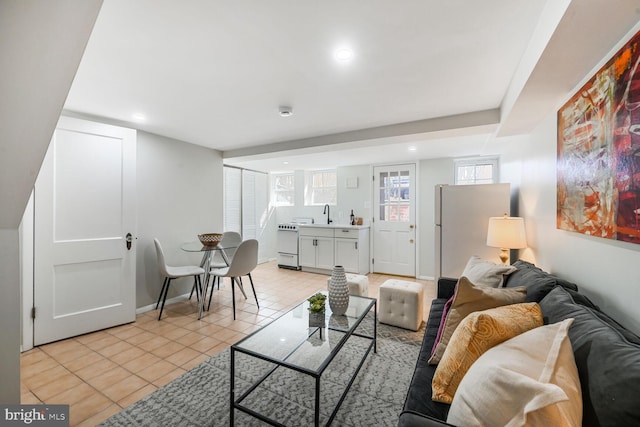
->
[398,260,640,427]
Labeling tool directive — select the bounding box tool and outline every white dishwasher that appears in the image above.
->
[277,217,313,269]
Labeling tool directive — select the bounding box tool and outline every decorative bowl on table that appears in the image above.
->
[198,233,223,246]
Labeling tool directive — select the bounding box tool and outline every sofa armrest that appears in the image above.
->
[437,277,457,299]
[398,410,456,427]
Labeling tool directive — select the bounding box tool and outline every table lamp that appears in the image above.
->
[486,214,527,264]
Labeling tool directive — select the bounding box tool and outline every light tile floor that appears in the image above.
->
[20,261,435,426]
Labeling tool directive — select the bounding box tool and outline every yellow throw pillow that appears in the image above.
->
[428,276,527,365]
[432,302,543,403]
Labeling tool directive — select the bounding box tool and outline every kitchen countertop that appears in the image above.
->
[298,224,369,229]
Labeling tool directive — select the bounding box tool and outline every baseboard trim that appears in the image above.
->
[136,293,192,315]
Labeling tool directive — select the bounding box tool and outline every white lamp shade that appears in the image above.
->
[486,216,527,249]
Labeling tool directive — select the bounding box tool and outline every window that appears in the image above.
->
[378,168,411,222]
[454,157,499,185]
[270,173,295,206]
[304,169,337,206]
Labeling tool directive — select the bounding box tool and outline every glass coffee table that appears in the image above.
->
[230,291,377,426]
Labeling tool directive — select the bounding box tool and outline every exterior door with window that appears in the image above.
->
[373,164,416,276]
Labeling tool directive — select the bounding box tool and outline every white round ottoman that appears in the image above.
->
[379,279,424,331]
[326,273,369,297]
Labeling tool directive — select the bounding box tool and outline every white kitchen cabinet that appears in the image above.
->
[299,226,369,274]
[315,237,335,270]
[334,228,370,274]
[298,235,317,268]
[299,228,335,271]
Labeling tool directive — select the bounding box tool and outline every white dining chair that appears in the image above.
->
[154,238,205,320]
[208,231,242,291]
[208,239,259,319]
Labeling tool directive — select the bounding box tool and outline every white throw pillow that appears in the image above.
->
[461,255,517,287]
[446,318,582,427]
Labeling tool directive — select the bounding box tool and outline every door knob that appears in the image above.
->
[410,239,414,244]
[409,224,415,229]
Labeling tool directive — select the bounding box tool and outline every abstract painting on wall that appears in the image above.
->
[558,28,640,244]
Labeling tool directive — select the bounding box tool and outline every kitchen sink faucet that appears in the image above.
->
[323,204,332,225]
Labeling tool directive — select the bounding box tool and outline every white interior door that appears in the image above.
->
[373,164,416,276]
[34,116,136,345]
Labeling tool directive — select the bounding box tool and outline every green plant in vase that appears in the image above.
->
[307,292,327,313]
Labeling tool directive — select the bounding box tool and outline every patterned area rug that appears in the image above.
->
[100,316,424,426]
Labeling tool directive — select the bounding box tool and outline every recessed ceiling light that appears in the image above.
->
[333,47,354,62]
[409,146,417,152]
[283,161,289,165]
[279,106,293,117]
[132,113,146,121]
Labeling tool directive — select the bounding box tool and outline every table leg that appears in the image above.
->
[314,375,320,427]
[374,299,377,353]
[198,251,213,320]
[230,348,235,426]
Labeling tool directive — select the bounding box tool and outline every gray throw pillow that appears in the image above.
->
[461,255,517,288]
[539,286,640,427]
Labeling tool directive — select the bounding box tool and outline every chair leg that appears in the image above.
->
[207,276,216,311]
[247,273,259,309]
[156,278,168,309]
[192,276,203,303]
[188,282,196,301]
[158,278,172,320]
[231,277,236,320]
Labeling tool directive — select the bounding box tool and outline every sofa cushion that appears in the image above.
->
[428,276,527,364]
[504,260,577,302]
[432,302,543,404]
[461,255,517,288]
[539,286,640,427]
[563,287,600,311]
[446,318,582,427]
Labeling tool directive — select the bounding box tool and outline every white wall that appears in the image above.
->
[336,164,372,226]
[275,165,372,226]
[0,0,102,404]
[416,134,529,279]
[417,158,454,279]
[516,20,640,335]
[520,114,640,335]
[20,193,35,352]
[0,230,21,403]
[136,131,223,307]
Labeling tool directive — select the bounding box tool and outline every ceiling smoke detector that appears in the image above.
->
[278,106,293,117]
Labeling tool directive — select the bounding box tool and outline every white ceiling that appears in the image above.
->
[63,1,640,172]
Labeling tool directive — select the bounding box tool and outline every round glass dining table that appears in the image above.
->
[181,241,239,319]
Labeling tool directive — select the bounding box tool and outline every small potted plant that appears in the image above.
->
[307,292,327,327]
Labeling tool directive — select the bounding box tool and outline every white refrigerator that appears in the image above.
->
[434,183,511,279]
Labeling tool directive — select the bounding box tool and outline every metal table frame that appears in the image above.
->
[230,293,377,426]
[180,241,240,319]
